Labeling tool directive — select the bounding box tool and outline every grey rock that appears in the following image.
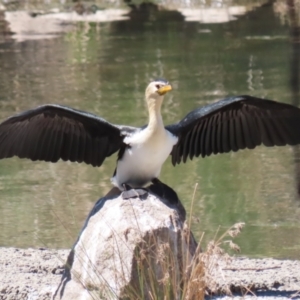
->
[53,184,197,300]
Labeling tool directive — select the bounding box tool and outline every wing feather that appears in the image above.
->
[182,130,191,163]
[205,116,213,156]
[166,95,300,165]
[245,110,260,147]
[276,118,295,144]
[0,105,130,167]
[235,111,245,150]
[254,111,273,146]
[188,123,198,160]
[85,133,93,165]
[194,120,204,158]
[229,110,237,152]
[210,114,218,154]
[261,112,283,146]
[61,122,73,162]
[221,112,230,153]
[216,113,223,153]
[200,118,208,158]
[77,122,86,163]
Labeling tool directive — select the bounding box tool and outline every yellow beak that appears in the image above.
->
[157,84,172,96]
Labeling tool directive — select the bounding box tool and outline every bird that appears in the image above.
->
[1,78,300,199]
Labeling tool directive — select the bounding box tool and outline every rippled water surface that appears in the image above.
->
[0,3,300,259]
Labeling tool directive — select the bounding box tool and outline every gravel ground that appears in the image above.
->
[0,248,67,300]
[211,256,300,298]
[0,247,299,299]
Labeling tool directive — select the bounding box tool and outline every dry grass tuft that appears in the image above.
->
[202,222,245,295]
[121,222,245,300]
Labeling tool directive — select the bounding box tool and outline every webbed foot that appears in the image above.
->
[121,184,148,199]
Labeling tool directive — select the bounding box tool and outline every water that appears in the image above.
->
[0,3,300,259]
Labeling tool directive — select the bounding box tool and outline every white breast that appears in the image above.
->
[111,128,178,190]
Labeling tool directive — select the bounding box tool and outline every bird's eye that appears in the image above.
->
[156,84,161,89]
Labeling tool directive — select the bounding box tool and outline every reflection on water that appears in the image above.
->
[0,3,300,259]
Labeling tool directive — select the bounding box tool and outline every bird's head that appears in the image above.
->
[145,79,172,100]
[145,79,172,113]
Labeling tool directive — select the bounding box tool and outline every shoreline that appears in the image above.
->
[0,247,299,299]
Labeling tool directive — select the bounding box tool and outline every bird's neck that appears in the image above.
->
[147,97,164,132]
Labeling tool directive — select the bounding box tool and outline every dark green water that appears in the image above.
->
[0,3,300,259]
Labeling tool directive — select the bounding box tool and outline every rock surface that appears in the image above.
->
[53,185,196,299]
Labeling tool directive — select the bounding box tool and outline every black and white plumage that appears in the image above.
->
[1,79,300,191]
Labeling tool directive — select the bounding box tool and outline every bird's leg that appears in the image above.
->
[122,183,131,191]
[121,183,148,200]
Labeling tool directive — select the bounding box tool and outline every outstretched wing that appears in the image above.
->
[0,105,129,167]
[166,95,300,165]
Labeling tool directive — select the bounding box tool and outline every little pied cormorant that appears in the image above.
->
[1,78,300,194]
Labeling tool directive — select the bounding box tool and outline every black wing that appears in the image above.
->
[166,95,300,165]
[0,105,132,167]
